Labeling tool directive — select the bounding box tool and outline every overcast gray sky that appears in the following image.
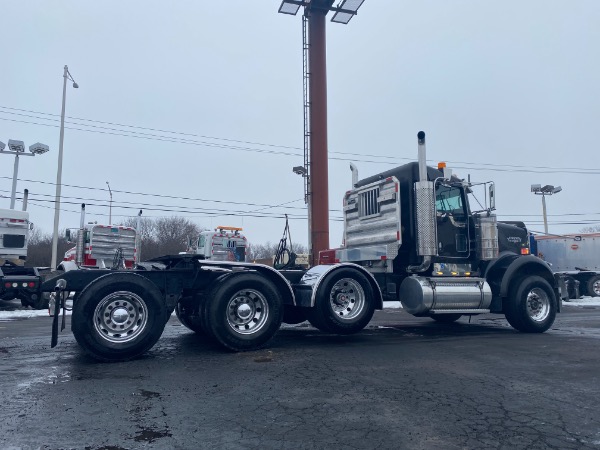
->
[1,0,599,250]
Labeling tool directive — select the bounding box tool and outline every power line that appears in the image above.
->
[2,105,600,174]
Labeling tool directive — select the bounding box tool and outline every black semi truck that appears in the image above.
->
[43,132,567,361]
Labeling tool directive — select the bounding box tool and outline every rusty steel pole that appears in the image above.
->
[308,7,330,266]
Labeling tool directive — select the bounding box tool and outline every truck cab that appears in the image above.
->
[322,131,565,331]
[0,208,45,308]
[185,226,247,262]
[0,208,30,263]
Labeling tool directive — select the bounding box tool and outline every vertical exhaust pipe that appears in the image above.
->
[349,163,359,187]
[136,209,143,263]
[417,131,427,182]
[408,131,437,273]
[76,204,86,266]
[22,189,29,211]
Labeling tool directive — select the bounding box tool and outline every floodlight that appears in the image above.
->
[29,142,50,155]
[531,184,541,192]
[331,0,365,24]
[8,139,25,153]
[278,0,304,15]
[0,141,5,151]
[552,186,562,194]
[293,165,307,176]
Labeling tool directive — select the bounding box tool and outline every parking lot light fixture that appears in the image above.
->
[1,139,49,209]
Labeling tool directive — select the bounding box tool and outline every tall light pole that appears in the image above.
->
[51,65,79,270]
[531,184,562,234]
[106,181,113,225]
[279,0,367,266]
[0,140,50,209]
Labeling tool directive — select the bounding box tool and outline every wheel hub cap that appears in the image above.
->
[93,291,148,343]
[112,307,129,324]
[226,289,269,335]
[526,288,550,322]
[237,303,252,320]
[329,278,365,320]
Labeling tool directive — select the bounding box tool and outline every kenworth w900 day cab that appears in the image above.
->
[42,131,566,362]
[318,131,566,331]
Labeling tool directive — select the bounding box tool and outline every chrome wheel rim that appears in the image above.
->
[93,291,148,343]
[592,279,600,296]
[226,289,269,335]
[329,278,365,320]
[526,287,551,322]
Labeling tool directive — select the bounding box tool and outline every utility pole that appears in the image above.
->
[278,0,366,266]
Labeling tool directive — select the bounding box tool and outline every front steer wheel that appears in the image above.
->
[503,275,557,333]
[72,273,167,362]
[305,268,375,334]
[204,273,283,351]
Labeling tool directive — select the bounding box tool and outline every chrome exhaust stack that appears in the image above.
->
[76,204,86,266]
[408,131,437,273]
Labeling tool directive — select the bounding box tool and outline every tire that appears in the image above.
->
[586,275,600,297]
[31,293,50,310]
[204,273,283,351]
[504,275,557,333]
[175,299,206,335]
[430,314,462,323]
[564,276,577,300]
[282,305,307,325]
[305,268,375,334]
[72,273,167,362]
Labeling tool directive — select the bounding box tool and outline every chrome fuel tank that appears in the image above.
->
[399,276,492,315]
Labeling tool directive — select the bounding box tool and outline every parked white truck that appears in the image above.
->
[531,233,600,297]
[183,226,247,262]
[0,207,46,309]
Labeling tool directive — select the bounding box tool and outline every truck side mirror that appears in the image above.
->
[29,222,34,230]
[489,184,496,210]
[65,229,71,243]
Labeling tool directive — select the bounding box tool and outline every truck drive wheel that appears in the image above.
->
[204,273,283,351]
[503,275,556,333]
[305,268,375,334]
[586,275,600,297]
[72,273,167,362]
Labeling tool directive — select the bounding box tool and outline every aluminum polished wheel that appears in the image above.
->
[93,291,148,343]
[526,287,551,322]
[592,279,600,296]
[329,278,365,320]
[226,289,269,335]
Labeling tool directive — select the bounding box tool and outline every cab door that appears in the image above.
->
[435,181,470,258]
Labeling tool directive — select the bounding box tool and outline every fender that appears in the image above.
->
[497,255,555,297]
[197,260,296,307]
[296,263,383,309]
[58,260,79,272]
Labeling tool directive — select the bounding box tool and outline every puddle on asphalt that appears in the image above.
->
[134,427,172,443]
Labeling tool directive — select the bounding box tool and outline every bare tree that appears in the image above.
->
[580,226,600,233]
[247,241,308,261]
[26,228,70,268]
[153,217,201,258]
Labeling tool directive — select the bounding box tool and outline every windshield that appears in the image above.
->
[435,184,464,214]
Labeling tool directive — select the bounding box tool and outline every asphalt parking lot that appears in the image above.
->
[1,301,600,449]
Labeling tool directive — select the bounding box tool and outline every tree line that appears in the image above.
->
[25,216,307,267]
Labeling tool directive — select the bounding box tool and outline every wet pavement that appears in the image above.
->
[1,300,600,449]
